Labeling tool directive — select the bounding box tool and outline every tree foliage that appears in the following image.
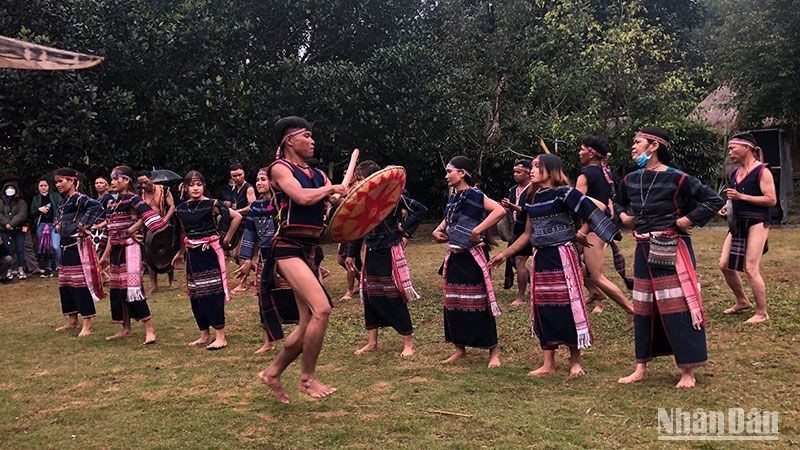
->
[2,0,787,211]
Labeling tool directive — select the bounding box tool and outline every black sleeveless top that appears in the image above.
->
[233,182,253,210]
[580,165,613,205]
[268,159,328,235]
[176,199,231,239]
[729,163,771,222]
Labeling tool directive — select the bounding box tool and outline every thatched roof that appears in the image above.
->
[690,85,739,134]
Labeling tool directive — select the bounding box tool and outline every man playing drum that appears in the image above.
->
[258,116,348,403]
[136,170,177,294]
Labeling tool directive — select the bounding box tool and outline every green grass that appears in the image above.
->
[1,228,798,449]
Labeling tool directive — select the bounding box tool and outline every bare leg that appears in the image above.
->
[355,328,378,355]
[263,258,336,401]
[441,346,466,364]
[260,293,311,404]
[719,233,753,313]
[568,347,585,376]
[340,270,357,301]
[675,367,696,388]
[584,234,634,316]
[106,309,132,340]
[168,270,178,289]
[511,256,529,306]
[487,346,501,368]
[142,318,156,345]
[400,334,415,357]
[255,330,275,354]
[206,328,227,350]
[529,349,555,376]
[148,265,159,295]
[618,362,647,384]
[189,329,211,346]
[585,280,605,313]
[743,224,769,324]
[77,317,93,337]
[233,273,249,293]
[56,313,79,331]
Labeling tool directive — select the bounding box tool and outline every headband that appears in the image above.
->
[446,163,472,179]
[275,128,309,159]
[257,169,268,178]
[729,138,756,149]
[110,172,131,180]
[636,132,670,149]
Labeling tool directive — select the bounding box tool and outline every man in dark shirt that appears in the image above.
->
[500,158,532,306]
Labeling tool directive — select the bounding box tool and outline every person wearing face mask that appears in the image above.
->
[433,155,506,369]
[614,126,724,389]
[30,178,63,277]
[0,180,29,280]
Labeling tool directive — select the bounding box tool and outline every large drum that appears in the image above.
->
[144,225,179,273]
[328,166,407,243]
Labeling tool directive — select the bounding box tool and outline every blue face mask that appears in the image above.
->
[111,193,119,200]
[635,152,651,168]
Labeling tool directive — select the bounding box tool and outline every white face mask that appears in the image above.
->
[4,188,15,196]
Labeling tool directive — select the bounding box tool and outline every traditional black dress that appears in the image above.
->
[55,192,103,317]
[441,187,499,349]
[348,192,427,335]
[240,198,298,341]
[615,168,724,368]
[175,199,231,330]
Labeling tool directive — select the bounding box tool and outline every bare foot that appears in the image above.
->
[354,342,377,355]
[487,355,501,368]
[188,337,211,346]
[339,293,353,301]
[441,349,466,364]
[744,313,769,324]
[206,338,227,350]
[143,330,156,345]
[400,346,415,357]
[591,304,604,314]
[510,298,526,307]
[618,369,646,384]
[232,284,249,294]
[299,378,337,399]
[77,327,93,337]
[170,281,179,289]
[105,330,132,341]
[259,369,290,404]
[528,365,555,377]
[675,374,696,389]
[625,314,634,332]
[569,362,586,377]
[55,323,78,332]
[255,342,275,354]
[723,303,752,314]
[149,286,158,295]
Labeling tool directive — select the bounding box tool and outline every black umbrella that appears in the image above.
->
[149,169,182,184]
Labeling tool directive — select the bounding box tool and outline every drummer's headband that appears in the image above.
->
[636,132,670,148]
[257,169,268,179]
[729,138,755,149]
[110,172,131,181]
[446,163,472,179]
[275,128,310,159]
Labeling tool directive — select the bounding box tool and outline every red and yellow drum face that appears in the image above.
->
[328,166,406,243]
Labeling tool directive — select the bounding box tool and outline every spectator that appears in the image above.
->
[0,180,29,279]
[30,178,63,276]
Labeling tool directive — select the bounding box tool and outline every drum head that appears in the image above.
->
[144,225,178,273]
[328,166,406,243]
[90,227,106,252]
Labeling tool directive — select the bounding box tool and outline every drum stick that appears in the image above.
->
[341,148,360,187]
[538,138,551,154]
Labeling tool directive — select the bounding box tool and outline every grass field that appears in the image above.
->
[1,227,798,449]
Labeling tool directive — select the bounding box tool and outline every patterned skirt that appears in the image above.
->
[256,248,299,341]
[531,245,587,350]
[362,247,413,335]
[108,243,151,323]
[442,249,497,349]
[632,236,707,368]
[58,238,96,318]
[186,244,226,330]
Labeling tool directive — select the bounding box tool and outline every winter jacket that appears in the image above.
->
[0,181,27,230]
[30,191,63,224]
